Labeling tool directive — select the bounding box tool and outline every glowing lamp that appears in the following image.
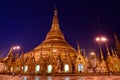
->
[13,46,20,50]
[95,37,100,42]
[91,52,95,55]
[95,36,107,43]
[101,37,107,42]
[53,49,57,52]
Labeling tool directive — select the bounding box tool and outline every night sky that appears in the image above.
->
[0,0,120,57]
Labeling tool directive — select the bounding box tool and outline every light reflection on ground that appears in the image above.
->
[20,76,120,80]
[0,75,120,80]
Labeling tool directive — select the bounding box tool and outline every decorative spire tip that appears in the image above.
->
[54,6,58,15]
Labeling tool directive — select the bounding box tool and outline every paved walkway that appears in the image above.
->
[0,75,120,80]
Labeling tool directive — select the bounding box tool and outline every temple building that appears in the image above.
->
[1,8,120,75]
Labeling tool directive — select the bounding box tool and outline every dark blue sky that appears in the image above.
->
[0,0,120,57]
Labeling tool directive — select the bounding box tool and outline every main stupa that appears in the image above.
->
[24,8,77,61]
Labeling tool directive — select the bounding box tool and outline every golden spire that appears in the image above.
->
[83,49,86,58]
[52,7,58,24]
[6,45,14,58]
[99,45,104,60]
[114,49,118,58]
[1,46,14,62]
[51,7,59,30]
[45,7,65,40]
[77,41,81,55]
[106,44,110,56]
[114,33,120,51]
[111,48,115,57]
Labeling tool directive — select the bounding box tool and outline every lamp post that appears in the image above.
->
[13,46,20,50]
[95,36,107,43]
[11,45,21,75]
[95,36,107,59]
[12,45,21,56]
[95,36,108,73]
[95,36,107,50]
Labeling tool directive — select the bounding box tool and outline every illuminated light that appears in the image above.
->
[64,64,69,73]
[78,64,84,72]
[65,77,70,80]
[5,66,7,70]
[91,52,95,55]
[35,76,40,80]
[95,36,107,42]
[13,47,16,50]
[23,76,27,80]
[101,37,107,42]
[95,37,100,42]
[24,65,28,73]
[47,77,52,80]
[11,67,13,72]
[13,46,20,50]
[22,66,24,69]
[48,65,52,73]
[36,65,40,73]
[16,46,20,49]
[53,49,57,52]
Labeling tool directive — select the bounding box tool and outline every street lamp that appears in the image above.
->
[13,46,20,50]
[90,52,95,56]
[95,36,107,43]
[95,36,108,60]
[95,36,108,50]
[96,37,100,42]
[12,45,21,54]
[95,36,108,53]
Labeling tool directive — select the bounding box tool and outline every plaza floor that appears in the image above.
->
[0,75,120,80]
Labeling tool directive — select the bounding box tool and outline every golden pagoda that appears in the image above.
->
[1,8,84,74]
[26,8,77,61]
[23,8,85,74]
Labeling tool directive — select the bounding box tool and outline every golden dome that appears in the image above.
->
[31,8,77,61]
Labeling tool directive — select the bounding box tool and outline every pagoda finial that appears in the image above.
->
[52,7,59,25]
[54,6,57,16]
